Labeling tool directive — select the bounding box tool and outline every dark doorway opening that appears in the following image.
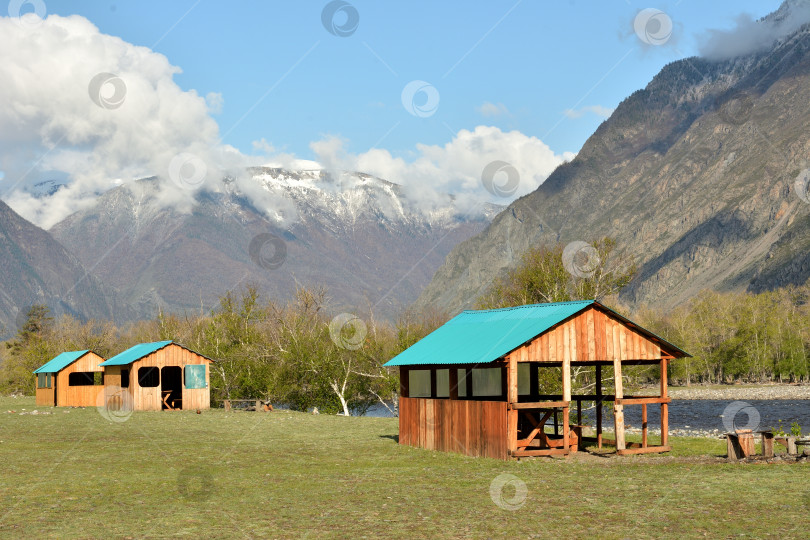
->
[161,366,182,410]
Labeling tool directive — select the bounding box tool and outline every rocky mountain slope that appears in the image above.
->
[416,11,810,314]
[0,199,124,337]
[50,169,499,321]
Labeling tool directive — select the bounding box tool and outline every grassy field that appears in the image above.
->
[0,396,807,539]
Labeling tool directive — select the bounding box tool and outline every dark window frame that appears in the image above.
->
[37,372,52,389]
[68,372,96,387]
[137,366,160,388]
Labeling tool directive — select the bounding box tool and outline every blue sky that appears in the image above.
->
[40,0,784,159]
[0,1,792,228]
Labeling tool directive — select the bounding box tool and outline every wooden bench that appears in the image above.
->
[222,399,272,412]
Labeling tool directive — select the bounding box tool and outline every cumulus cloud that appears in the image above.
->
[311,126,574,215]
[698,1,810,60]
[477,101,510,118]
[563,105,614,119]
[0,14,269,228]
[0,14,572,229]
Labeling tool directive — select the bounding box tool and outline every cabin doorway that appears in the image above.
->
[161,366,182,410]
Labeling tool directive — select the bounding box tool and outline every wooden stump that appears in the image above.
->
[727,431,755,460]
[787,436,797,455]
[761,432,774,458]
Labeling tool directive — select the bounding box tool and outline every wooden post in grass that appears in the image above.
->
[507,355,518,455]
[613,358,626,451]
[660,359,668,447]
[596,364,603,448]
[641,403,648,448]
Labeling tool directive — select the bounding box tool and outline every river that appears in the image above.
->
[364,399,810,435]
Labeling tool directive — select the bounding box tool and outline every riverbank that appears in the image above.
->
[667,384,810,400]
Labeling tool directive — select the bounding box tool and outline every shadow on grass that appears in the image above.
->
[380,434,399,443]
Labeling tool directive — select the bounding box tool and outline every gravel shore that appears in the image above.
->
[667,384,810,400]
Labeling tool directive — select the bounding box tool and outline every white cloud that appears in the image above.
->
[311,126,574,215]
[0,14,572,229]
[563,105,614,119]
[477,101,510,117]
[205,92,224,114]
[698,2,810,60]
[0,14,269,228]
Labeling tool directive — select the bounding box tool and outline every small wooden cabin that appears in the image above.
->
[33,350,106,407]
[99,341,212,412]
[384,300,690,460]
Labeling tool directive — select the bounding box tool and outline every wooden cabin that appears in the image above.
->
[33,350,106,407]
[384,300,690,460]
[98,341,212,412]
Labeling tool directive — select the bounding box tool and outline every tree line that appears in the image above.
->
[0,286,443,415]
[636,286,810,384]
[2,238,808,412]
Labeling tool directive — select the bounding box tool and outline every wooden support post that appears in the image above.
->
[561,341,571,451]
[660,359,668,447]
[613,358,626,451]
[400,367,409,398]
[562,352,572,404]
[500,365,508,400]
[530,363,539,401]
[507,356,518,455]
[596,365,602,449]
[448,367,458,400]
[641,403,648,448]
[224,399,231,412]
[576,399,582,425]
[562,406,570,453]
[429,368,437,399]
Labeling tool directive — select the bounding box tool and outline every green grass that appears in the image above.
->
[1,396,807,539]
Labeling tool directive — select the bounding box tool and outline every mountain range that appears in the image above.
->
[3,2,810,336]
[46,169,498,325]
[416,3,810,314]
[0,198,124,336]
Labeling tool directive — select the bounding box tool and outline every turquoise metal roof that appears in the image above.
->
[99,341,173,366]
[385,300,594,367]
[33,350,92,373]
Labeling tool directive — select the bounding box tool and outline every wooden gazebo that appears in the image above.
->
[384,300,690,459]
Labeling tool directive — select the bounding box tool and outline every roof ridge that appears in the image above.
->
[461,299,595,314]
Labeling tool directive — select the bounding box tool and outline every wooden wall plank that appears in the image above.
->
[399,397,508,460]
[55,352,105,407]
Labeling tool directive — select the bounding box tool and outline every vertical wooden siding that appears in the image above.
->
[101,365,133,410]
[128,344,211,411]
[399,397,508,460]
[505,306,664,363]
[55,352,105,407]
[35,386,55,406]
